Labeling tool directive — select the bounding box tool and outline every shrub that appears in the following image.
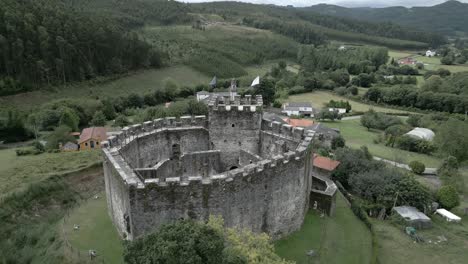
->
[16,148,42,156]
[409,161,425,174]
[331,136,346,149]
[438,156,459,173]
[437,185,460,209]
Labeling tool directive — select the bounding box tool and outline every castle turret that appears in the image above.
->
[208,95,263,170]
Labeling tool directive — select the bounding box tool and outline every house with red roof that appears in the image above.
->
[78,127,107,150]
[283,118,315,128]
[312,154,341,178]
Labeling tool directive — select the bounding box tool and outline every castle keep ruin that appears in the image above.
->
[102,95,319,240]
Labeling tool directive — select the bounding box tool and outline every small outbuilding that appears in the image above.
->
[405,127,435,141]
[393,206,432,229]
[435,209,461,223]
[61,141,79,152]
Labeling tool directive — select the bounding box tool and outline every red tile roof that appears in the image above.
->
[313,154,341,171]
[283,118,315,127]
[79,127,107,144]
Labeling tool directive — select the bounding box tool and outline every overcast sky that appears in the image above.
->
[179,0,467,8]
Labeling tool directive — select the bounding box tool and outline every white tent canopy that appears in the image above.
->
[405,127,435,141]
[435,209,461,222]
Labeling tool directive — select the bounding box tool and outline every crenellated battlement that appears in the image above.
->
[102,115,208,149]
[208,94,263,110]
[261,119,306,142]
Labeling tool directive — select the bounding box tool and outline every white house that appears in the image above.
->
[282,102,313,117]
[196,91,211,102]
[405,127,435,141]
[426,50,436,57]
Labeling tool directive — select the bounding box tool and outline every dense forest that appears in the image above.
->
[0,0,170,96]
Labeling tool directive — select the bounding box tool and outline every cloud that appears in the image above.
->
[179,0,468,8]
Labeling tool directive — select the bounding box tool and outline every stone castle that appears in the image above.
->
[102,94,335,240]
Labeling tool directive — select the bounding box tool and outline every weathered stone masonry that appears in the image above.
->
[102,95,317,240]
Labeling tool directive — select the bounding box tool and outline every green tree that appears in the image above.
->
[207,216,291,264]
[46,125,75,150]
[114,115,130,127]
[360,110,377,131]
[441,55,455,65]
[102,99,117,120]
[435,119,468,161]
[437,185,460,210]
[331,135,346,149]
[90,111,106,126]
[124,220,226,264]
[385,124,410,147]
[59,107,79,131]
[255,79,276,105]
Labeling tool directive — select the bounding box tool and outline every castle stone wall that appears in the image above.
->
[103,153,136,240]
[135,150,222,180]
[121,128,210,168]
[128,154,312,239]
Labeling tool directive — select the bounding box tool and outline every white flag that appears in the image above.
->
[251,76,260,87]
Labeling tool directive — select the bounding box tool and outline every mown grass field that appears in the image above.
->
[0,148,101,198]
[275,192,373,264]
[62,191,124,264]
[0,66,210,111]
[388,50,414,60]
[324,119,441,167]
[288,91,416,114]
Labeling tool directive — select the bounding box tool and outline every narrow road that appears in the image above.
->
[373,156,437,175]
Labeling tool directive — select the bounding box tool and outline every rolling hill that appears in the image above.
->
[303,0,468,36]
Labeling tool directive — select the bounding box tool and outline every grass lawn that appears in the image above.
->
[0,66,210,111]
[374,213,468,264]
[275,192,373,264]
[388,50,414,60]
[324,119,441,167]
[62,191,124,264]
[288,91,415,114]
[0,148,101,198]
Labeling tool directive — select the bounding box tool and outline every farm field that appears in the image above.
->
[288,91,416,114]
[275,192,373,264]
[0,66,210,111]
[324,119,441,167]
[62,191,124,264]
[0,148,101,198]
[389,50,468,73]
